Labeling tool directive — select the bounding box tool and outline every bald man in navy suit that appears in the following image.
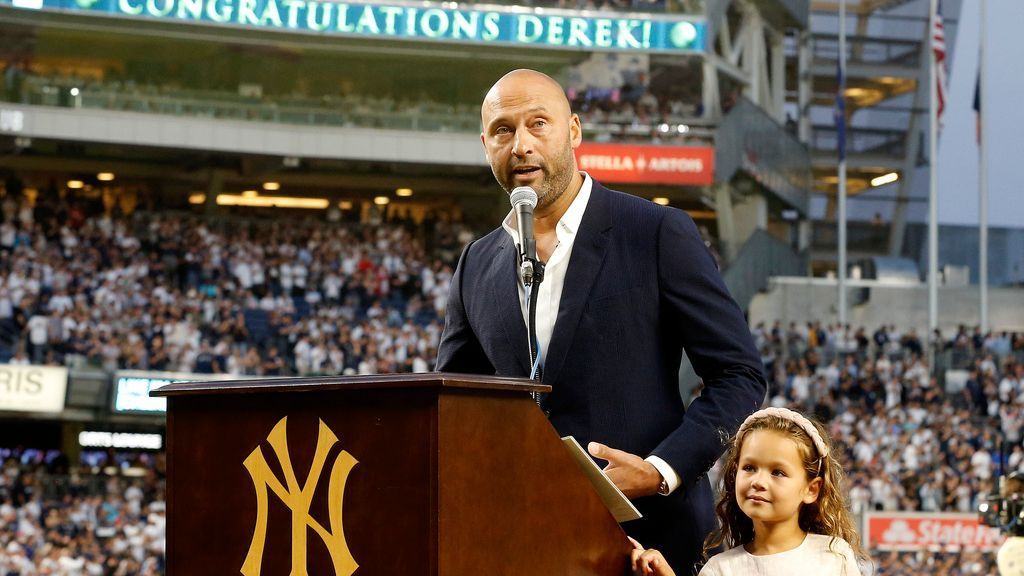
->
[436,69,766,575]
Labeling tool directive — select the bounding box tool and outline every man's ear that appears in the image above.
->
[569,114,582,149]
[480,133,488,162]
[803,477,823,505]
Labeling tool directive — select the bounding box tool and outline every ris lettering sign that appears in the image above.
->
[0,364,68,413]
[1,0,705,53]
[0,109,24,133]
[576,143,714,186]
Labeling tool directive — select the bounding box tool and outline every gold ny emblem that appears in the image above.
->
[241,417,359,576]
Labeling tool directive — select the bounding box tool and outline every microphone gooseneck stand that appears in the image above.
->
[523,255,546,404]
[510,186,543,401]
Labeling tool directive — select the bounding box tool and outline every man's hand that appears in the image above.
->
[588,442,662,499]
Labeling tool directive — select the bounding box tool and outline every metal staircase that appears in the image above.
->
[794,0,958,274]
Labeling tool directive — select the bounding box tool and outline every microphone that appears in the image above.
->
[509,186,538,286]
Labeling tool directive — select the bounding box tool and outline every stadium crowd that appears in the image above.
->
[0,452,166,575]
[0,201,1022,574]
[0,195,473,377]
[742,320,1023,575]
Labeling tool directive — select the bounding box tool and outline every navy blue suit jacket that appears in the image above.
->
[436,181,766,574]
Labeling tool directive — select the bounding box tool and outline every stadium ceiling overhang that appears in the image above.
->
[0,0,707,53]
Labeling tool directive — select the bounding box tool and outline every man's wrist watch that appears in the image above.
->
[657,475,670,496]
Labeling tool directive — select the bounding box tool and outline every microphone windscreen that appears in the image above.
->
[509,187,538,210]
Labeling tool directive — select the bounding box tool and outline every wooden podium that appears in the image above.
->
[153,373,632,575]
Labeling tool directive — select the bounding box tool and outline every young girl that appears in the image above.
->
[631,407,868,576]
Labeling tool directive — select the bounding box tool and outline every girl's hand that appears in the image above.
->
[628,537,676,576]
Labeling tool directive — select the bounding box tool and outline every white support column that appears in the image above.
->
[742,8,761,105]
[734,194,768,247]
[798,32,812,144]
[715,182,737,262]
[771,29,786,122]
[703,58,721,119]
[797,219,812,253]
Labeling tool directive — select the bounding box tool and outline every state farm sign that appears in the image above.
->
[864,512,1004,552]
[575,143,714,186]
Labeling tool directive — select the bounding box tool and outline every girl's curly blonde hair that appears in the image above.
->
[703,412,869,566]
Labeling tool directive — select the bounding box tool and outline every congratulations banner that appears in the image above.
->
[2,0,706,53]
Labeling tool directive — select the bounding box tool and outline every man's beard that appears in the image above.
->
[535,143,575,210]
[499,138,575,210]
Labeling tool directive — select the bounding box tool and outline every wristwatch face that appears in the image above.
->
[658,479,670,495]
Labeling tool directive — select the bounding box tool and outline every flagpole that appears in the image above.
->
[838,0,847,327]
[928,0,939,335]
[979,0,989,334]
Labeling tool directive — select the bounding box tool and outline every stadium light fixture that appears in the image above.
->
[339,200,354,210]
[844,87,872,98]
[242,190,258,198]
[870,172,899,187]
[216,194,329,209]
[189,194,206,204]
[262,182,281,191]
[70,87,80,96]
[676,124,689,134]
[395,188,413,197]
[685,210,717,220]
[67,180,84,189]
[652,197,670,206]
[658,123,670,133]
[374,196,391,206]
[97,172,115,181]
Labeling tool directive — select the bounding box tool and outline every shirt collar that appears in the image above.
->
[502,172,593,245]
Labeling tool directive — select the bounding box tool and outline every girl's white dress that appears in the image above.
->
[698,533,862,576]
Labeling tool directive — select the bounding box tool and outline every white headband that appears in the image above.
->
[738,407,830,474]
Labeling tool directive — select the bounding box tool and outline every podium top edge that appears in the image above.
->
[150,372,551,397]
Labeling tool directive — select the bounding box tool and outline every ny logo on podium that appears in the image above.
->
[241,416,359,576]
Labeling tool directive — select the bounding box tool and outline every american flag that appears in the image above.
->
[932,0,948,128]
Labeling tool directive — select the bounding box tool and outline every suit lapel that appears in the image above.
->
[488,233,532,375]
[542,183,612,386]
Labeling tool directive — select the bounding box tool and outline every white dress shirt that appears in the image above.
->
[501,172,683,495]
[502,174,591,367]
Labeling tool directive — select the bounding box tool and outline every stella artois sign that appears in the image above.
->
[575,143,714,186]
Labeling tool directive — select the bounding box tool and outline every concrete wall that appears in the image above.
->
[733,194,768,252]
[749,277,1024,332]
[3,104,485,166]
[904,223,1024,286]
